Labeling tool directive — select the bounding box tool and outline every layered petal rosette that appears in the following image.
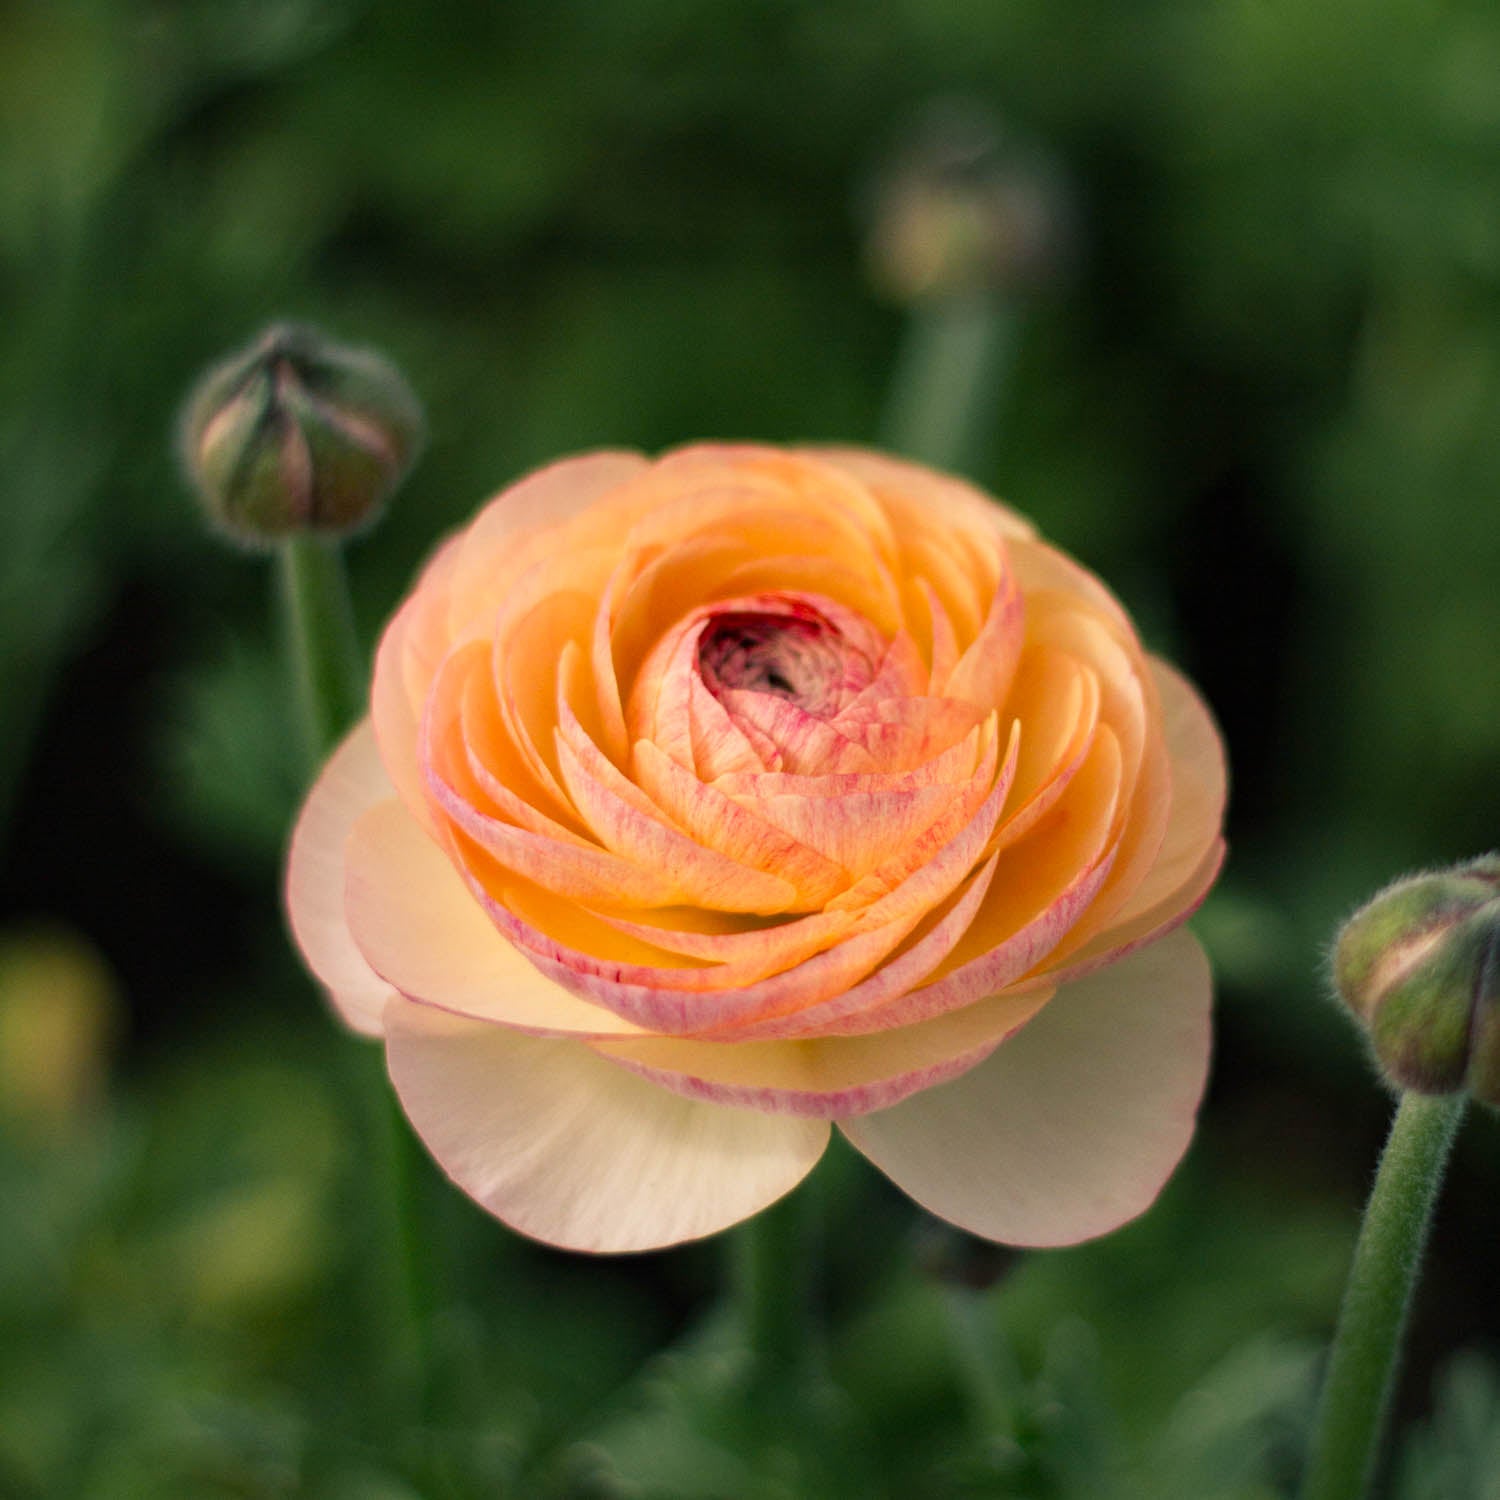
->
[287,445,1226,1252]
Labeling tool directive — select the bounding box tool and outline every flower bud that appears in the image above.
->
[863,100,1075,304]
[177,322,424,548]
[1334,855,1500,1103]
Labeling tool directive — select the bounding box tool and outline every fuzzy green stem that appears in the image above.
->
[276,533,431,1420]
[277,536,365,762]
[1300,1090,1466,1500]
[730,1184,820,1386]
[880,291,1016,473]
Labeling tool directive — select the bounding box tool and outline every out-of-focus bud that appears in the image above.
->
[1334,855,1500,1103]
[0,926,118,1131]
[177,322,424,548]
[863,100,1075,304]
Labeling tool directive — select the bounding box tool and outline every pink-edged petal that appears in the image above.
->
[344,799,644,1037]
[285,720,397,1036]
[1036,658,1226,972]
[1031,837,1225,989]
[840,929,1212,1247]
[474,768,1012,1038]
[384,996,829,1252]
[553,707,800,914]
[909,724,1123,1006]
[589,980,1050,1118]
[632,738,850,908]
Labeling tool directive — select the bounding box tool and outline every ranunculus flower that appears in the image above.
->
[287,445,1226,1253]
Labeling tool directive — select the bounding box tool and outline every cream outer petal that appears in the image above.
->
[384,996,830,1252]
[284,720,398,1036]
[344,799,646,1037]
[839,929,1211,1247]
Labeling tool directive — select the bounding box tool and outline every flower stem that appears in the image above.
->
[730,1183,820,1386]
[880,291,1017,474]
[1300,1090,1466,1500]
[942,1286,1017,1444]
[276,535,366,762]
[276,533,431,1420]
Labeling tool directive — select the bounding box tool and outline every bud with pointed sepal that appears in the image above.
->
[178,322,424,549]
[1334,855,1500,1103]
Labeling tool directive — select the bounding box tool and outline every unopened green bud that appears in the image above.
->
[1334,855,1500,1104]
[177,323,424,548]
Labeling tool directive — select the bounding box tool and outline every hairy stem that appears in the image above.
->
[1300,1090,1466,1500]
[277,533,431,1421]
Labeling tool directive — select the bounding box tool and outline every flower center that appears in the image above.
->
[698,609,867,719]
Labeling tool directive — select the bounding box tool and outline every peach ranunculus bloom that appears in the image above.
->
[287,445,1226,1253]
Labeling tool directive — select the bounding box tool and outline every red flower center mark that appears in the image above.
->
[698,608,872,720]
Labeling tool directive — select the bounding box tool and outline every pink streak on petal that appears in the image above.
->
[464,868,858,996]
[344,800,645,1036]
[689,671,778,775]
[596,902,855,971]
[384,995,829,1253]
[717,689,880,773]
[489,585,597,812]
[552,705,800,915]
[712,717,984,800]
[1027,837,1225,990]
[991,647,1099,853]
[723,853,1004,1041]
[840,929,1212,1247]
[589,977,1049,1118]
[826,718,1010,910]
[742,781,965,881]
[284,720,397,1036]
[632,738,850,908]
[1036,657,1227,967]
[826,696,985,776]
[466,876,937,1034]
[446,645,593,840]
[883,728,1124,1025]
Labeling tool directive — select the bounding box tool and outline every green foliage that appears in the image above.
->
[1394,1353,1500,1500]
